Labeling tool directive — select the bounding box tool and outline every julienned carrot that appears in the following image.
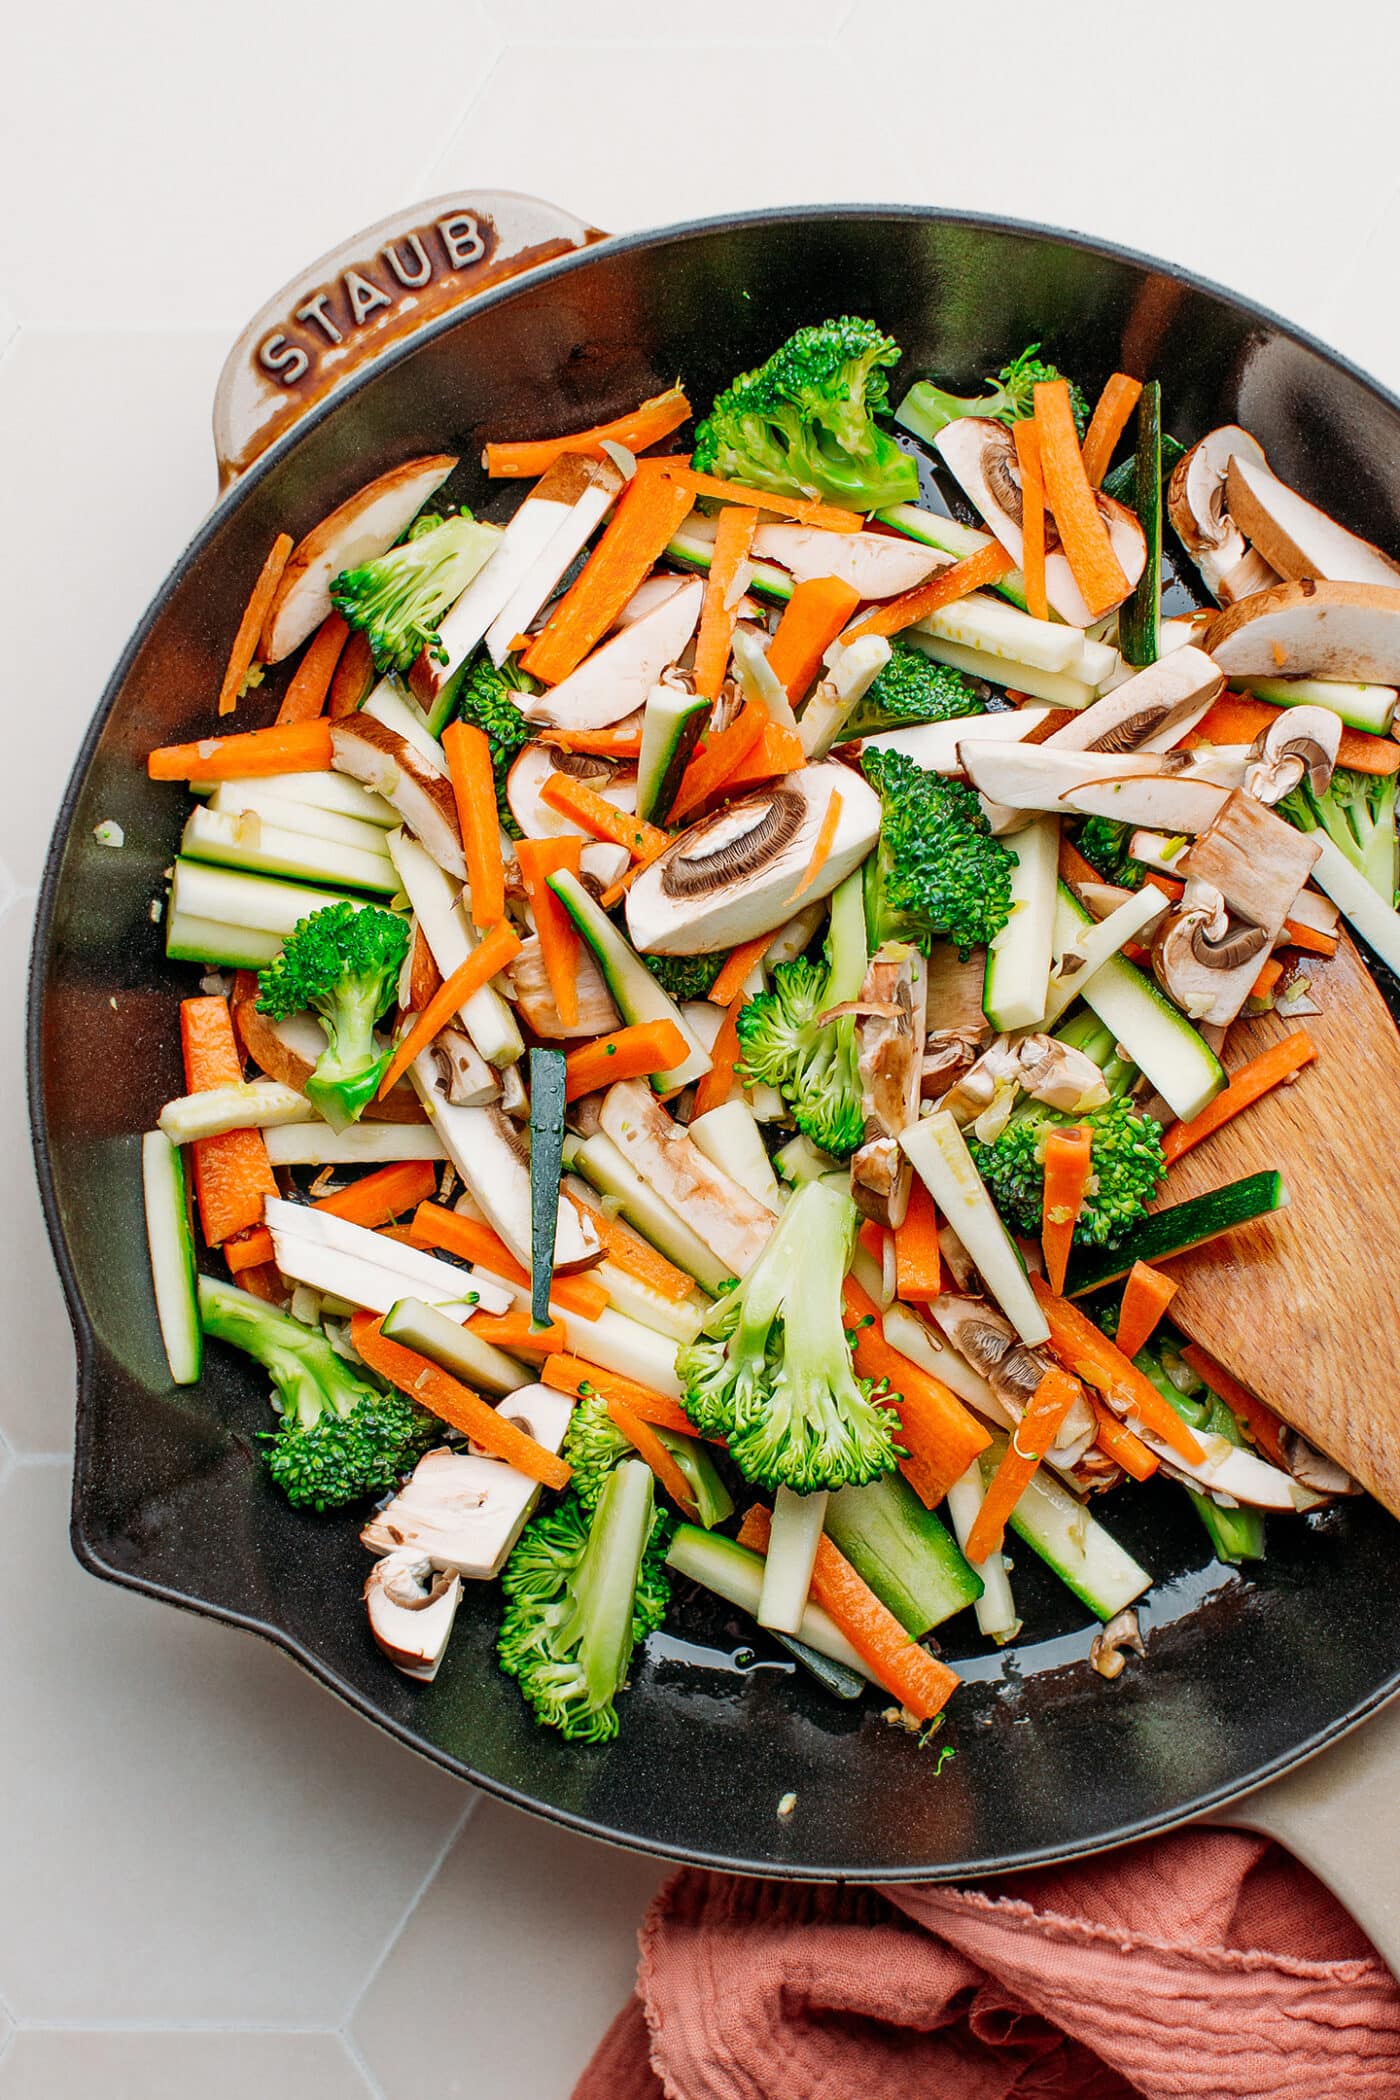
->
[1186,693,1400,777]
[540,726,645,758]
[694,505,759,699]
[442,721,505,930]
[1090,1396,1159,1481]
[277,612,349,724]
[789,790,843,902]
[377,919,523,1099]
[1012,418,1049,622]
[843,1278,991,1505]
[564,1020,689,1101]
[521,468,696,686]
[1250,957,1284,1002]
[1282,918,1338,959]
[965,1367,1083,1563]
[218,533,293,717]
[1034,379,1129,620]
[468,1311,567,1354]
[650,459,862,534]
[606,1393,701,1519]
[563,1196,697,1305]
[1162,1030,1317,1166]
[180,997,277,1247]
[1080,373,1144,490]
[668,700,768,821]
[719,717,807,794]
[328,628,375,717]
[893,1178,941,1303]
[707,931,774,1008]
[538,772,669,860]
[1028,1275,1206,1465]
[226,1226,274,1272]
[1115,1262,1180,1360]
[766,576,863,703]
[484,384,692,479]
[541,1353,702,1432]
[411,1202,609,1321]
[226,1158,438,1275]
[691,995,742,1119]
[1178,1343,1291,1471]
[351,1313,571,1489]
[847,540,1014,641]
[738,1505,959,1722]
[515,836,581,1029]
[148,718,334,782]
[1040,1126,1093,1297]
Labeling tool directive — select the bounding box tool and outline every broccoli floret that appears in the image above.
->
[895,343,1090,445]
[642,950,724,1002]
[563,1394,633,1511]
[331,512,499,676]
[678,1179,898,1494]
[451,650,536,835]
[257,900,409,1130]
[735,874,868,1157]
[1280,764,1399,902]
[497,1463,671,1743]
[860,744,1014,955]
[1073,816,1147,890]
[198,1276,434,1510]
[692,317,919,514]
[839,639,984,740]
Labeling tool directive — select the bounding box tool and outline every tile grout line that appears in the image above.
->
[339,1790,482,2029]
[340,2024,392,2100]
[7,2018,346,2035]
[413,47,509,199]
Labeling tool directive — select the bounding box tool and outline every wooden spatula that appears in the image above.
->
[1162,927,1400,1514]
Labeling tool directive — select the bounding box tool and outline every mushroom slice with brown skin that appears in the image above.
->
[231,976,427,1124]
[430,1027,499,1108]
[1225,453,1400,588]
[958,740,1231,835]
[1152,881,1265,1023]
[939,1037,1023,1131]
[1166,425,1270,601]
[506,743,638,841]
[752,521,948,599]
[1243,704,1341,806]
[517,577,704,731]
[923,945,990,1038]
[363,1398,573,1580]
[1278,1431,1362,1500]
[921,1029,986,1098]
[508,935,620,1040]
[1155,789,1321,1025]
[1090,1608,1145,1682]
[1203,579,1400,684]
[929,1294,1098,1467]
[598,1079,774,1277]
[1015,1034,1114,1113]
[1040,647,1225,757]
[330,716,465,879]
[849,943,928,1227]
[364,1549,462,1681]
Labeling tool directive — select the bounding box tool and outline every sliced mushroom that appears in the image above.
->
[331,716,465,879]
[421,1094,601,1274]
[752,521,948,599]
[518,577,704,730]
[1154,1434,1311,1510]
[923,945,990,1037]
[364,1548,462,1681]
[929,1294,1097,1466]
[1167,426,1270,601]
[361,1414,571,1580]
[860,705,1057,777]
[598,1079,774,1277]
[508,934,620,1039]
[579,840,633,892]
[1277,1430,1362,1499]
[498,1060,529,1121]
[1041,647,1225,757]
[1225,453,1400,589]
[921,1029,986,1097]
[482,455,624,665]
[506,742,638,842]
[958,740,1231,835]
[1090,1607,1145,1681]
[1155,791,1321,1025]
[940,1037,1023,1130]
[1203,579,1400,684]
[1152,884,1263,1021]
[1015,1035,1114,1113]
[850,944,927,1228]
[614,573,693,626]
[1243,704,1340,806]
[1216,545,1282,604]
[262,455,458,662]
[430,1026,500,1107]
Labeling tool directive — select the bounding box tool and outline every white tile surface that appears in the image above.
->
[0,2032,374,2100]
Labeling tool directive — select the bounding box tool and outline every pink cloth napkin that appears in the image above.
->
[574,1829,1400,2099]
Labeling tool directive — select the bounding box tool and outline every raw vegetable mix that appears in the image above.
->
[141,313,1392,1739]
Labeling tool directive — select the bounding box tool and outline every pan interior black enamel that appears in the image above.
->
[31,208,1400,1879]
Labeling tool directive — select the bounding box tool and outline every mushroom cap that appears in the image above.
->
[330,715,465,879]
[1045,646,1224,758]
[1243,704,1341,806]
[1203,578,1400,684]
[1167,426,1268,597]
[1152,884,1269,1019]
[1225,452,1400,589]
[363,1547,462,1680]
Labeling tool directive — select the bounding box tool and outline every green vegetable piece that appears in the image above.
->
[255,899,409,1131]
[1101,431,1186,506]
[1073,815,1148,889]
[1280,764,1400,903]
[824,1472,982,1637]
[564,1392,733,1529]
[1119,380,1162,667]
[860,743,1015,955]
[1064,1171,1291,1295]
[735,870,867,1158]
[331,512,501,676]
[642,950,725,1002]
[1109,1316,1266,1564]
[839,638,984,741]
[895,343,1090,445]
[528,1048,567,1330]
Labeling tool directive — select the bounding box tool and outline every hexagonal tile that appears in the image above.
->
[0,1464,469,2023]
[0,2032,374,2100]
[352,1796,669,2100]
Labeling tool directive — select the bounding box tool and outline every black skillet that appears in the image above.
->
[28,191,1400,1897]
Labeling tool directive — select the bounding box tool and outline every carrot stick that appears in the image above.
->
[351,1313,571,1488]
[667,700,768,821]
[1187,693,1400,776]
[562,1196,697,1305]
[966,1366,1083,1562]
[1011,419,1049,622]
[521,468,696,686]
[847,540,1014,641]
[789,791,843,902]
[1115,1262,1180,1361]
[538,772,669,860]
[650,460,862,534]
[707,932,773,1009]
[1040,1126,1093,1297]
[738,1505,959,1721]
[513,836,581,1030]
[377,920,522,1099]
[540,1359,699,1440]
[277,612,349,725]
[1034,379,1129,619]
[328,628,375,717]
[1143,870,1185,903]
[1090,1396,1159,1481]
[1282,918,1338,959]
[606,1393,701,1519]
[893,1178,941,1303]
[148,718,334,782]
[218,533,293,717]
[693,505,759,700]
[766,576,863,703]
[484,385,692,479]
[1162,1029,1317,1166]
[1080,374,1143,490]
[540,725,645,758]
[179,997,277,1247]
[442,721,506,930]
[468,1311,567,1354]
[225,1225,274,1272]
[691,995,742,1118]
[239,1261,287,1305]
[1028,1275,1205,1464]
[718,717,807,795]
[412,1202,609,1321]
[564,1020,689,1101]
[1178,1343,1291,1471]
[843,1278,991,1505]
[1250,957,1283,1002]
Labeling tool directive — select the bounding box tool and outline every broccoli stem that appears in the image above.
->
[562,1460,657,1711]
[894,381,987,444]
[825,868,869,1006]
[198,1274,353,1426]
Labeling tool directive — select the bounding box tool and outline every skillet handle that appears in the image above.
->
[1207,1691,1400,1975]
[212,191,607,489]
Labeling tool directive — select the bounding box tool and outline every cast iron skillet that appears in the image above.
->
[29,198,1400,1881]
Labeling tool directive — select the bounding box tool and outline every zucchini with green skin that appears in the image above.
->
[982,816,1059,1032]
[665,1523,875,1687]
[1057,885,1225,1122]
[981,1436,1152,1620]
[636,678,712,824]
[1064,1172,1291,1295]
[141,1131,202,1385]
[563,1132,731,1295]
[180,806,399,895]
[665,527,794,603]
[548,869,711,1091]
[164,911,284,970]
[1118,381,1161,667]
[875,503,1030,610]
[900,1111,1050,1346]
[379,1295,532,1394]
[824,1472,982,1637]
[528,1049,568,1329]
[1128,1337,1266,1563]
[651,1429,733,1531]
